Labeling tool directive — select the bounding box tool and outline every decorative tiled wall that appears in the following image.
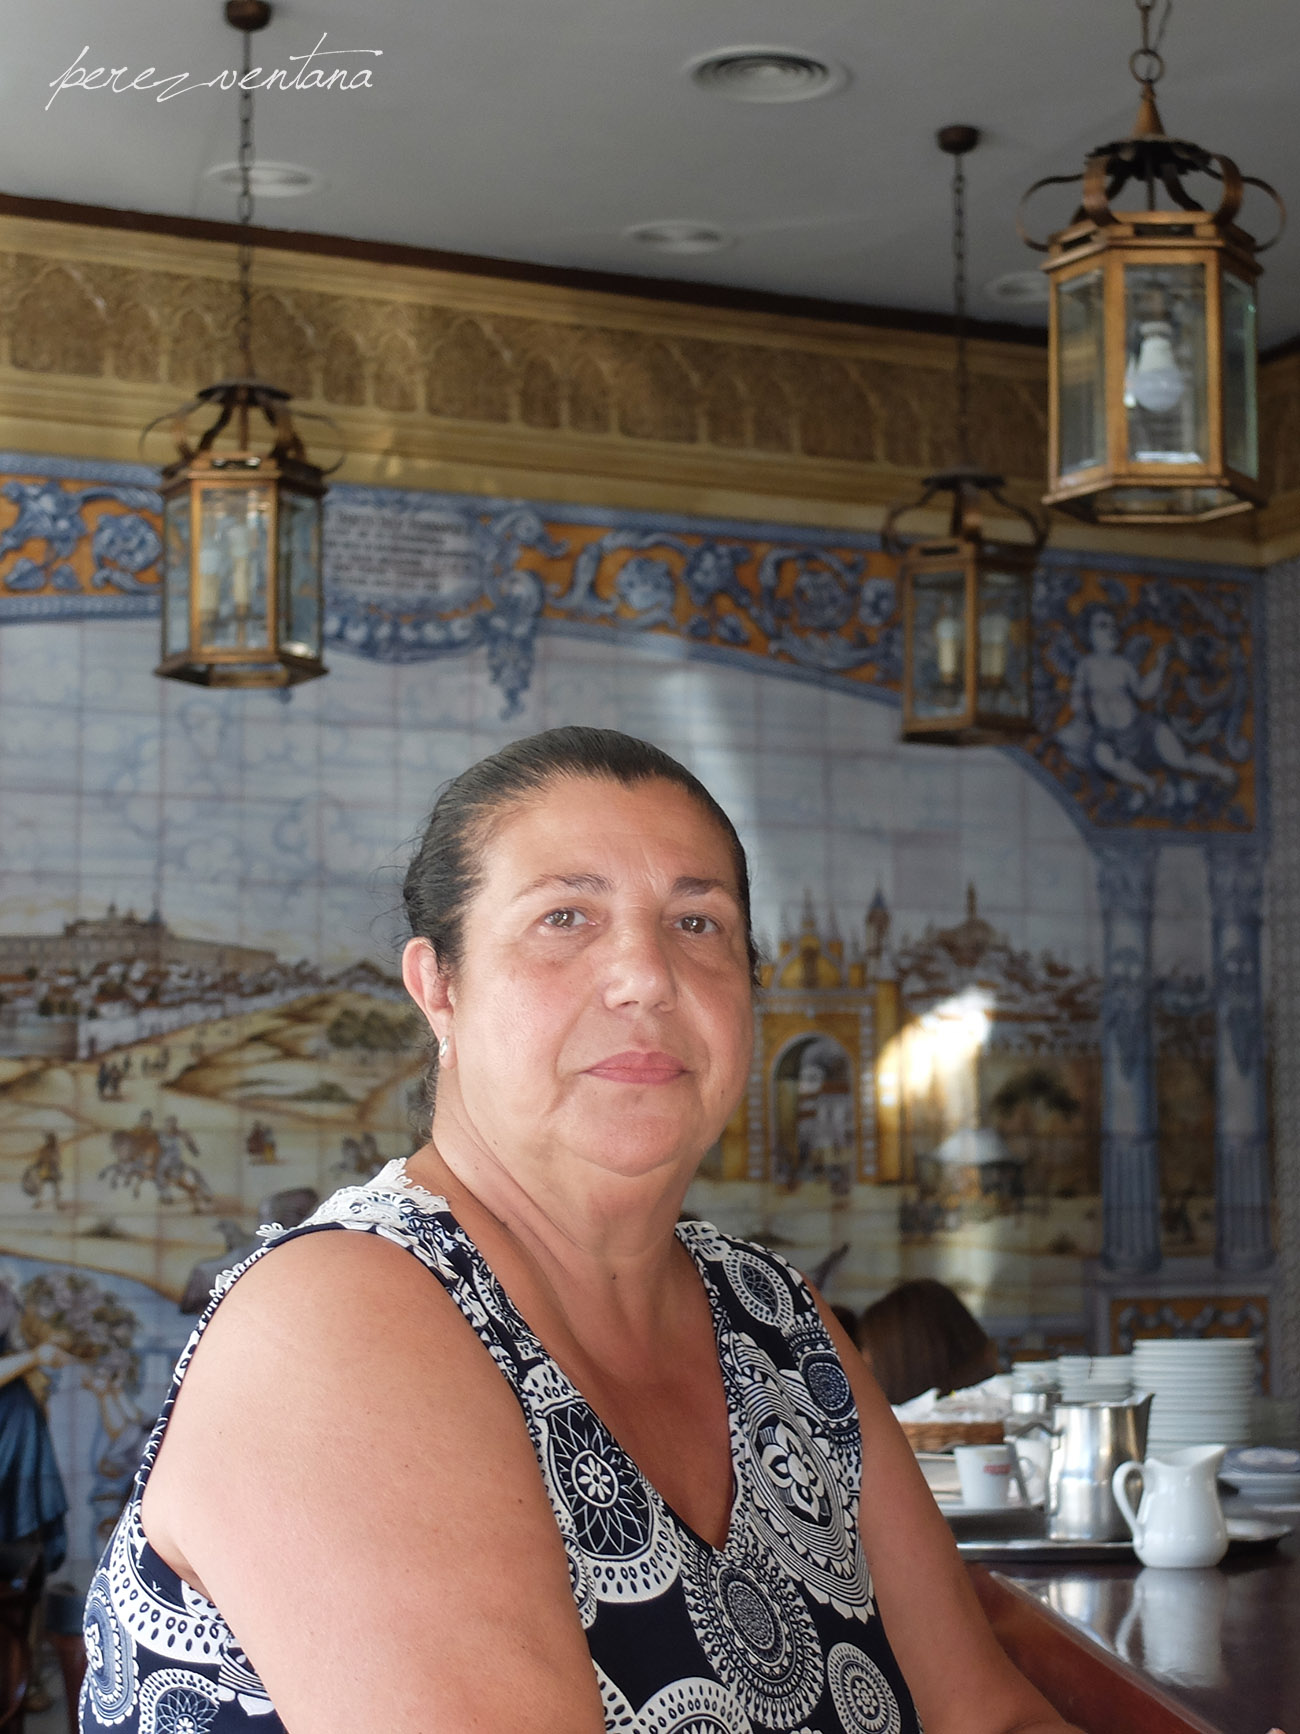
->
[0,452,1275,1578]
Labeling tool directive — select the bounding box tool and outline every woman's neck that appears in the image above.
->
[406,1110,693,1352]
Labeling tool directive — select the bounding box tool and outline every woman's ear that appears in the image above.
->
[402,937,453,1032]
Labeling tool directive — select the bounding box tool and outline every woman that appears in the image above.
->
[82,727,1074,1734]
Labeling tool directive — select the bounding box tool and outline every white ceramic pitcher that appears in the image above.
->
[1111,1445,1229,1568]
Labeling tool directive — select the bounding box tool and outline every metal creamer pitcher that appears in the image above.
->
[1022,1395,1153,1541]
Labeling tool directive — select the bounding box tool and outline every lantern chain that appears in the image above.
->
[235,22,256,380]
[951,145,971,469]
[1131,0,1173,87]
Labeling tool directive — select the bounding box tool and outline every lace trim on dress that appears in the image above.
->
[371,1155,450,1215]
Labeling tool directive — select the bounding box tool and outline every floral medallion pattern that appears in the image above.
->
[82,1163,920,1733]
[538,1395,679,1602]
[824,1646,902,1734]
[679,1535,825,1727]
[716,1326,873,1621]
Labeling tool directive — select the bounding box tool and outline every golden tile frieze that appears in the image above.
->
[0,211,1296,560]
[0,215,1044,477]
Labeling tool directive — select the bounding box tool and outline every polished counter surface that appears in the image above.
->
[970,1513,1300,1734]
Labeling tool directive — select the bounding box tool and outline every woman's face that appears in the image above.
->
[438,775,755,1192]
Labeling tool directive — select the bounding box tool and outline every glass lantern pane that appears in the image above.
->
[976,567,1031,719]
[162,493,192,659]
[1124,263,1208,466]
[909,568,968,720]
[195,486,271,653]
[1056,270,1106,475]
[1222,273,1258,479]
[277,491,323,658]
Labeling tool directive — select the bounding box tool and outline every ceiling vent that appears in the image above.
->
[687,49,849,104]
[984,270,1051,308]
[205,161,321,197]
[625,221,732,254]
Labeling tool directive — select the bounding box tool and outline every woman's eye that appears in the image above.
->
[542,908,587,930]
[677,913,718,936]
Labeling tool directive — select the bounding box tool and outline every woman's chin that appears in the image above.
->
[568,1119,704,1186]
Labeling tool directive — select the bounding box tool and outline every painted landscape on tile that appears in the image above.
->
[0,461,1265,1571]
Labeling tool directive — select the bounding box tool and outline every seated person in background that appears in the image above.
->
[856,1278,998,1406]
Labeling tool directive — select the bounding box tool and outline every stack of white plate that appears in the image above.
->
[1011,1361,1058,1396]
[1220,1446,1300,1505]
[1054,1354,1133,1404]
[1132,1338,1258,1450]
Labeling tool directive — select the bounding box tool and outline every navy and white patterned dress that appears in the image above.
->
[81,1161,921,1734]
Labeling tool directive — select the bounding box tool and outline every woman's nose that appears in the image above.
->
[601,918,676,1010]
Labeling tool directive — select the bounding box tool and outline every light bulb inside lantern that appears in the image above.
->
[227,520,251,616]
[1130,320,1186,414]
[934,605,963,684]
[979,610,1010,684]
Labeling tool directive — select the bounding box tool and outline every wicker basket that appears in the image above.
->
[900,1419,1005,1453]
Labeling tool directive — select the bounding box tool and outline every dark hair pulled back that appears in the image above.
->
[402,726,760,989]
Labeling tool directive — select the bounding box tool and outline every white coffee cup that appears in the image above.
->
[953,1443,1018,1509]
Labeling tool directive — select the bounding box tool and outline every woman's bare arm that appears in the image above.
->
[815,1300,1079,1734]
[142,1230,605,1734]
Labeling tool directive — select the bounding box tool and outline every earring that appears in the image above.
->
[438,1034,450,1061]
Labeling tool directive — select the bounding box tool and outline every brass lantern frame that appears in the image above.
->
[1021,4,1284,525]
[886,468,1046,746]
[154,380,330,687]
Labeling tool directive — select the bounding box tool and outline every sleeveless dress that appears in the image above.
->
[81,1161,922,1734]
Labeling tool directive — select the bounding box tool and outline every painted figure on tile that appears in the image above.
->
[96,1058,125,1101]
[99,1109,160,1197]
[19,1270,151,1548]
[0,1271,70,1576]
[98,1111,212,1208]
[245,1120,278,1166]
[773,1034,854,1194]
[334,1131,384,1180]
[21,1133,63,1210]
[1058,607,1236,809]
[156,1116,213,1210]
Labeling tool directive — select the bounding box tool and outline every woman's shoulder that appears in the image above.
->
[304,1157,451,1232]
[245,1159,470,1286]
[212,1161,537,1388]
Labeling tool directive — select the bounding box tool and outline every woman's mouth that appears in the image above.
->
[584,1051,687,1085]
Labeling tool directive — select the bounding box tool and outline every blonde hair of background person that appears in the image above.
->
[112,728,1079,1734]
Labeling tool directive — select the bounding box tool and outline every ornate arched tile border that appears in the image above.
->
[0,452,1263,842]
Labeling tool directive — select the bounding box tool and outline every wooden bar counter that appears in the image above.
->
[969,1529,1300,1734]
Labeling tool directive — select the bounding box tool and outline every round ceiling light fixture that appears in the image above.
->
[983,270,1050,308]
[205,159,321,197]
[687,47,849,103]
[625,220,732,254]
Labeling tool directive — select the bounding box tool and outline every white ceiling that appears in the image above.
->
[7,0,1300,345]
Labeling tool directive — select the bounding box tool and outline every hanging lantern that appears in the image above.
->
[156,382,328,687]
[1020,0,1284,525]
[887,127,1047,745]
[887,470,1044,745]
[148,0,335,687]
